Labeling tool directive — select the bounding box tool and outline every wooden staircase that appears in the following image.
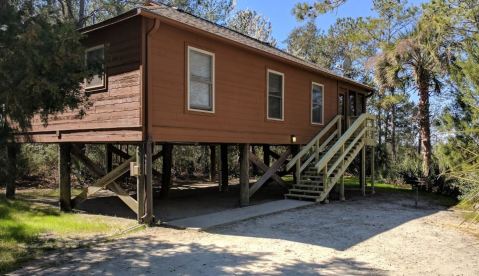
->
[285,114,376,202]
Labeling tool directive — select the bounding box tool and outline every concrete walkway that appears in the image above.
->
[164,199,314,230]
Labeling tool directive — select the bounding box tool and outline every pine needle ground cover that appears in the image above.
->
[0,190,137,274]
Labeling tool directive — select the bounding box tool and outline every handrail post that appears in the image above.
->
[337,116,342,137]
[295,159,301,184]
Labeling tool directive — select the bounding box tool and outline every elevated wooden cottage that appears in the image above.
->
[16,3,376,224]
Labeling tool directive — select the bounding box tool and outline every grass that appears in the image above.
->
[0,189,138,274]
[282,174,458,207]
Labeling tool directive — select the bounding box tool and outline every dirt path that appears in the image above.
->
[12,193,479,275]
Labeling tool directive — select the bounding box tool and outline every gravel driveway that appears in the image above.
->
[12,192,479,275]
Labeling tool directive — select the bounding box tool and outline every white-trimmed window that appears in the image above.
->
[85,45,105,90]
[311,82,324,124]
[187,46,215,112]
[267,70,284,120]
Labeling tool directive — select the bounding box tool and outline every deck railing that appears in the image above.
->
[285,115,342,183]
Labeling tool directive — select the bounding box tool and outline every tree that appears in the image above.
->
[0,1,91,197]
[227,9,276,46]
[373,28,445,181]
[162,0,235,24]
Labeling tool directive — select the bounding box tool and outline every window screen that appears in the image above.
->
[311,83,324,124]
[268,71,283,120]
[189,48,214,111]
[85,45,105,89]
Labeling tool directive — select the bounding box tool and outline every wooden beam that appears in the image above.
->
[70,145,138,214]
[371,146,375,194]
[5,144,17,199]
[360,146,366,196]
[160,143,173,198]
[144,140,155,225]
[268,147,281,160]
[290,145,300,184]
[239,144,250,206]
[59,143,72,212]
[106,144,113,172]
[263,145,270,167]
[219,144,228,191]
[136,145,145,221]
[111,144,162,177]
[210,145,217,182]
[249,150,290,191]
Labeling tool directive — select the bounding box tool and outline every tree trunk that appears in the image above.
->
[5,144,18,199]
[418,80,432,181]
[78,0,86,28]
[390,89,397,160]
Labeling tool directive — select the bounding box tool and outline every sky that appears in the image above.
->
[235,0,428,49]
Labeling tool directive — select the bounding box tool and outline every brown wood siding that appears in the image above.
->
[148,22,367,145]
[22,17,143,143]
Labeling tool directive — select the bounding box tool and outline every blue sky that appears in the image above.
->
[235,0,428,49]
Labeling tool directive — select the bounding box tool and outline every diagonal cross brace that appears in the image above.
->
[249,148,291,198]
[70,145,138,214]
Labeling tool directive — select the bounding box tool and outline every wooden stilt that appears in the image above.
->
[136,145,145,222]
[239,143,250,206]
[106,144,113,172]
[263,145,270,167]
[371,146,375,194]
[59,143,72,211]
[160,143,173,198]
[291,145,300,184]
[144,139,155,225]
[209,145,217,182]
[5,144,17,199]
[251,146,259,176]
[340,175,345,201]
[219,144,228,191]
[361,146,366,196]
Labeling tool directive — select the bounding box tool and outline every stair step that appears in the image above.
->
[293,184,324,189]
[285,193,320,200]
[299,180,323,185]
[289,189,322,194]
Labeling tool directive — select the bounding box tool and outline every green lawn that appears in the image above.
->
[282,175,458,207]
[0,190,138,274]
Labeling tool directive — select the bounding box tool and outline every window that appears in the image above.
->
[311,83,324,124]
[85,45,105,90]
[188,46,214,112]
[357,94,365,114]
[349,92,356,116]
[267,70,284,120]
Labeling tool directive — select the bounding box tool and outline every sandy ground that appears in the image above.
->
[12,192,479,275]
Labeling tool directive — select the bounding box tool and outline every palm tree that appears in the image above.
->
[373,29,444,184]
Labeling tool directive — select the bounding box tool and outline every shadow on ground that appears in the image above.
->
[14,237,386,275]
[207,190,444,251]
[76,181,285,221]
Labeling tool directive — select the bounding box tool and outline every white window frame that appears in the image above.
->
[84,44,106,90]
[187,46,215,113]
[266,69,285,121]
[311,82,324,125]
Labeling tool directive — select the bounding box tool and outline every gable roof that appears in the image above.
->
[82,2,374,91]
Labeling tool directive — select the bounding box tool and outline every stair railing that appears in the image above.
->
[314,113,375,191]
[286,115,342,183]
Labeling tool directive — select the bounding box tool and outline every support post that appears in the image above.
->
[239,143,250,206]
[340,175,345,201]
[219,144,229,191]
[136,144,145,222]
[5,144,17,199]
[106,144,113,172]
[59,143,72,211]
[209,145,217,182]
[263,145,270,167]
[371,146,375,194]
[160,143,173,198]
[144,139,155,225]
[360,146,366,196]
[291,145,300,184]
